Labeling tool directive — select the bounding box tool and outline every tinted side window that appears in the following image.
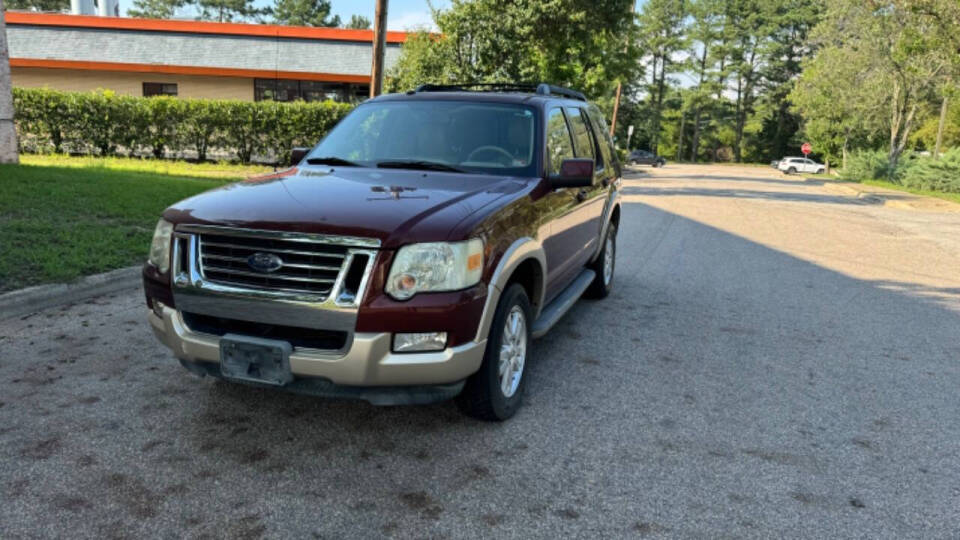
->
[565,107,595,161]
[586,106,617,170]
[546,107,575,175]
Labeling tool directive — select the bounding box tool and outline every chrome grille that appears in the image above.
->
[187,228,376,301]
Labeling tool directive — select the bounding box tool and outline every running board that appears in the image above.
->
[531,269,595,338]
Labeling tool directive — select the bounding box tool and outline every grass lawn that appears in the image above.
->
[0,155,271,293]
[859,179,960,205]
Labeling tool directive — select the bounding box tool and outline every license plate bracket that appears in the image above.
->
[219,334,293,386]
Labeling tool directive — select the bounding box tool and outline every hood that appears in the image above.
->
[164,165,530,248]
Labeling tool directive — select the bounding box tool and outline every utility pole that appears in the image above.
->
[0,0,18,164]
[610,0,639,136]
[934,95,948,159]
[369,0,389,98]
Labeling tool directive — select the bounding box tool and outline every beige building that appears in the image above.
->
[6,12,408,102]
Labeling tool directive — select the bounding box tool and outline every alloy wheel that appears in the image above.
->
[498,306,527,398]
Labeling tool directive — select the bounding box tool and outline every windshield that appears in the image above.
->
[306,100,540,177]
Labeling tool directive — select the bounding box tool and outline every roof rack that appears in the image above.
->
[412,82,586,102]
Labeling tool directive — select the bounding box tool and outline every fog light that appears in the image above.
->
[393,332,447,353]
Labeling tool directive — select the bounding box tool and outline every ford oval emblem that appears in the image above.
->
[247,252,283,273]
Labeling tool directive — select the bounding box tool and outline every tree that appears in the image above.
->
[4,0,67,11]
[751,0,822,162]
[636,0,687,155]
[196,0,268,23]
[684,0,723,161]
[791,47,884,170]
[805,0,951,169]
[128,0,189,19]
[385,0,641,106]
[271,0,341,27]
[344,14,371,30]
[0,0,18,164]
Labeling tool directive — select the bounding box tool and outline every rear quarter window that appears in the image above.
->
[586,106,619,173]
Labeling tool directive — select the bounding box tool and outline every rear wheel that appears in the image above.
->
[457,284,531,421]
[586,224,616,298]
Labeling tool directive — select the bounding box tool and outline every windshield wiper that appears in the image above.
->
[376,160,465,173]
[305,156,360,167]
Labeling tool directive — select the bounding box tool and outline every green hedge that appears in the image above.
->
[12,87,355,164]
[841,149,960,194]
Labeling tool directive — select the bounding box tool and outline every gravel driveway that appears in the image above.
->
[2,164,959,538]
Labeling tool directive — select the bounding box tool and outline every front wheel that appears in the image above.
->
[586,224,616,298]
[457,284,532,421]
[787,167,796,174]
[816,168,825,175]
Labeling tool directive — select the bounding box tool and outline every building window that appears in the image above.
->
[143,83,178,97]
[255,79,369,103]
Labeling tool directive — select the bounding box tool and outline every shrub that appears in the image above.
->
[143,96,188,159]
[841,148,960,194]
[180,99,228,162]
[841,150,897,182]
[899,148,960,193]
[12,87,354,163]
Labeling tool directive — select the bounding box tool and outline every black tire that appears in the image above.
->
[629,160,637,166]
[816,168,825,175]
[586,224,616,298]
[787,167,796,174]
[456,284,532,421]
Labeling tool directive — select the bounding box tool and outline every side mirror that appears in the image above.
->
[549,158,594,189]
[290,147,309,167]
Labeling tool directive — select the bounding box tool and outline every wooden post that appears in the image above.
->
[0,0,19,164]
[610,82,622,136]
[934,95,948,159]
[369,0,389,98]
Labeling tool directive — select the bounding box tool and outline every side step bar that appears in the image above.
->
[531,269,595,339]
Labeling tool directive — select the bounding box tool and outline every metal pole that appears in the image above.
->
[0,0,19,165]
[369,0,389,98]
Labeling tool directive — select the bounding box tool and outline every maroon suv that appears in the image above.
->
[143,83,622,420]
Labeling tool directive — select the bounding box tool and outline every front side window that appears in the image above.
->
[307,100,539,177]
[546,107,575,176]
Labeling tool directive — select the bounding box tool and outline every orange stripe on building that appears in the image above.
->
[5,12,411,44]
[9,58,371,83]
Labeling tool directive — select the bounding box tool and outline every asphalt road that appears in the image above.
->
[2,164,960,538]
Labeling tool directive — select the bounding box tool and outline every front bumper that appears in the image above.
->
[148,304,486,395]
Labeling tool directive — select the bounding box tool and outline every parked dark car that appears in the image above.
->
[143,83,622,421]
[627,149,666,167]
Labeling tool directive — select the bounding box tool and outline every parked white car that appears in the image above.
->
[778,157,825,174]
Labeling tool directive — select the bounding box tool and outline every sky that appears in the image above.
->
[118,0,450,31]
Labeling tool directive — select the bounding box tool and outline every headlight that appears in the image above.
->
[148,219,174,273]
[386,239,484,300]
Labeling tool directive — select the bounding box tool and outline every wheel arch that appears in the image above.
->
[474,238,546,343]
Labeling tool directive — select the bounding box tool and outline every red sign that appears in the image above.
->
[801,142,812,155]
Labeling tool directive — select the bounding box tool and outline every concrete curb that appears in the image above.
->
[0,265,142,321]
[823,181,960,212]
